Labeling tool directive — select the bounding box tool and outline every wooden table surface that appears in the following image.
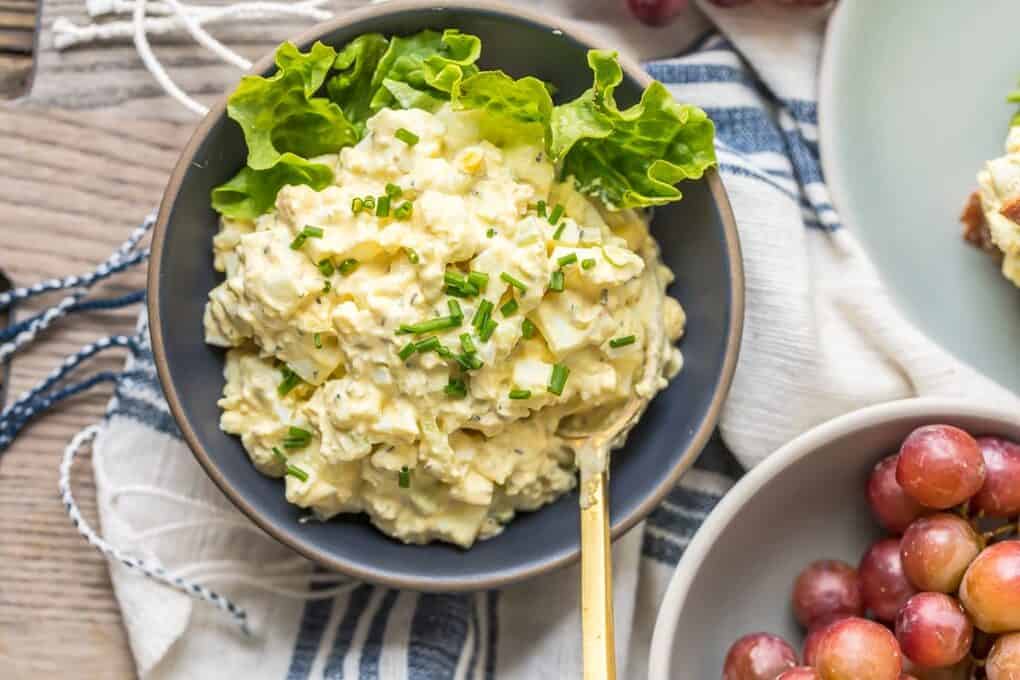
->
[0,2,363,677]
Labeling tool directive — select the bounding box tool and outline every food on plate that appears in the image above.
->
[959,82,1020,287]
[202,31,716,546]
[721,424,1020,679]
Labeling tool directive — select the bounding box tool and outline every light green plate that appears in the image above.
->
[820,0,1020,394]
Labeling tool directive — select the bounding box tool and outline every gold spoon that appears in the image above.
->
[558,397,646,680]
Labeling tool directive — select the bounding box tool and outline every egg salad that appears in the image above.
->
[204,31,715,546]
[205,106,686,546]
[974,125,1020,286]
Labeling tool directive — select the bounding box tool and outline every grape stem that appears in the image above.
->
[982,521,1018,543]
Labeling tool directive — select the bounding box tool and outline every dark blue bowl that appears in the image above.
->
[148,0,743,590]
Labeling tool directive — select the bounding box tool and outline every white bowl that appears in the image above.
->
[649,398,1020,679]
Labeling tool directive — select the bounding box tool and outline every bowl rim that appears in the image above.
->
[148,0,745,591]
[647,396,1020,679]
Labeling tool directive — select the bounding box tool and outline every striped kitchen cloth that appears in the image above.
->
[9,2,1017,679]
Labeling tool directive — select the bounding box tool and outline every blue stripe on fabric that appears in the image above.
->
[108,392,181,438]
[663,484,725,516]
[467,595,481,679]
[644,62,759,91]
[323,585,375,679]
[485,591,499,680]
[706,107,787,155]
[407,594,472,679]
[359,590,400,680]
[285,569,339,680]
[642,529,688,566]
[781,98,818,125]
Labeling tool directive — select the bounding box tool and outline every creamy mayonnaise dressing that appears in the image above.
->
[204,106,686,547]
[977,126,1020,286]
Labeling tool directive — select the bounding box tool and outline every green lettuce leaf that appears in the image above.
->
[452,71,553,147]
[211,153,334,220]
[370,29,481,113]
[550,50,716,209]
[325,33,390,135]
[227,41,357,170]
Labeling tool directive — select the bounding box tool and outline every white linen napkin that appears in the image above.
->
[81,2,1020,679]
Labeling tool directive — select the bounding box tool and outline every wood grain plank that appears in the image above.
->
[0,27,33,52]
[0,11,35,29]
[0,103,192,678]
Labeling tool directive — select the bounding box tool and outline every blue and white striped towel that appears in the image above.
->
[83,2,1018,678]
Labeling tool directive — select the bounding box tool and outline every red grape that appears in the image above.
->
[626,0,687,26]
[900,513,981,593]
[859,538,917,622]
[723,633,798,680]
[814,617,902,680]
[802,616,846,667]
[987,633,1020,680]
[901,661,973,680]
[959,540,1020,633]
[894,593,973,669]
[778,669,822,680]
[971,437,1020,517]
[896,425,985,509]
[792,560,863,629]
[868,455,927,533]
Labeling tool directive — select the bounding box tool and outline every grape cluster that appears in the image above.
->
[722,425,1020,680]
[625,0,832,28]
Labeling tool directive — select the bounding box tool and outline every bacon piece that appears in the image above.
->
[960,190,1001,256]
[1000,196,1020,223]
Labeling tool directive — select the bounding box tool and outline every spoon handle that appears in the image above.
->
[581,471,617,680]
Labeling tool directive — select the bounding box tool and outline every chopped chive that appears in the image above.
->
[278,366,302,396]
[399,466,411,488]
[448,299,463,321]
[286,464,309,482]
[508,389,531,400]
[460,333,476,354]
[548,204,564,225]
[536,200,547,218]
[609,335,637,348]
[398,316,461,335]
[549,270,565,292]
[445,285,471,298]
[414,336,441,353]
[404,247,419,264]
[394,201,413,220]
[456,352,483,371]
[385,182,403,198]
[362,195,376,211]
[500,298,519,317]
[444,271,466,287]
[398,342,416,361]
[288,426,311,439]
[283,425,312,449]
[472,300,494,329]
[436,345,455,359]
[521,318,536,339]
[486,228,496,238]
[376,195,391,218]
[500,272,528,294]
[318,258,335,276]
[557,253,578,267]
[352,197,364,214]
[468,271,489,292]
[395,128,420,146]
[302,225,324,238]
[338,258,359,276]
[322,280,332,293]
[552,222,566,240]
[581,258,596,270]
[444,378,467,398]
[479,318,498,342]
[289,234,307,250]
[273,447,287,464]
[313,333,322,349]
[548,363,570,396]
